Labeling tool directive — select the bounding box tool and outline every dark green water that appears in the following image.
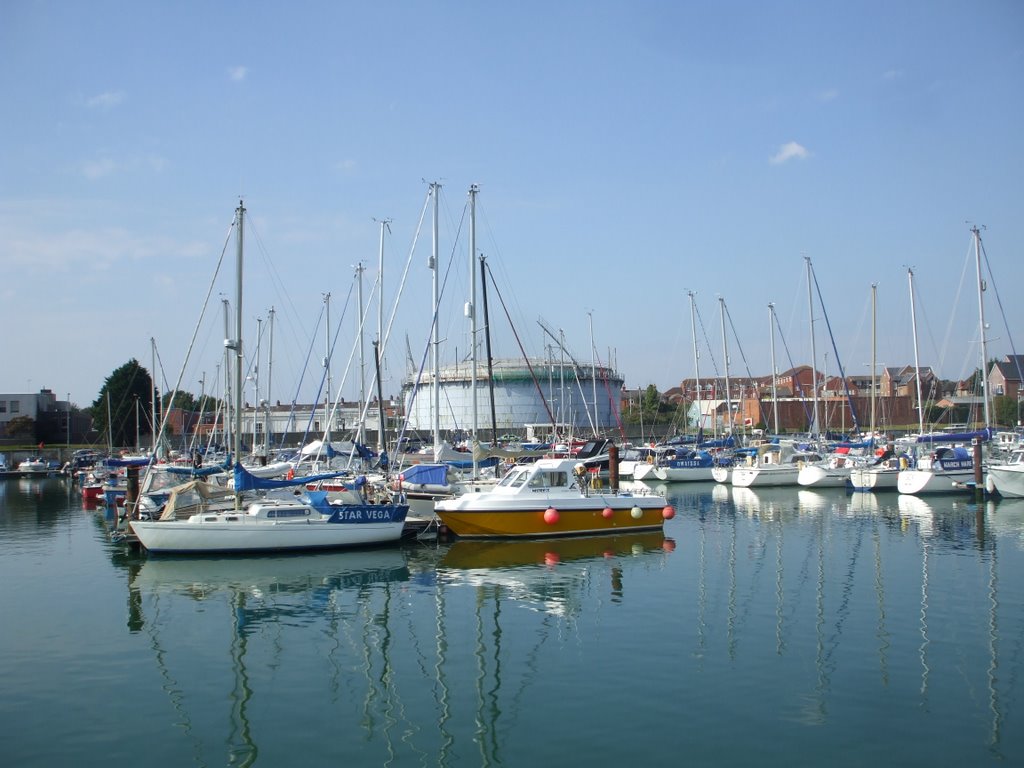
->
[2,476,1022,767]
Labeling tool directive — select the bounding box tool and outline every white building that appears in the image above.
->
[401,358,623,434]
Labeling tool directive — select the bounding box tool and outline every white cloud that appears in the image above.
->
[81,156,118,179]
[883,69,903,80]
[79,153,167,179]
[817,88,839,102]
[769,141,810,165]
[86,90,126,109]
[229,66,248,81]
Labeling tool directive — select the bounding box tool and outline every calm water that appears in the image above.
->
[2,476,1023,767]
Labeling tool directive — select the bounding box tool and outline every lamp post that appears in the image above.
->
[66,392,71,447]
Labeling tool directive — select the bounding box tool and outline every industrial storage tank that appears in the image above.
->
[401,358,624,434]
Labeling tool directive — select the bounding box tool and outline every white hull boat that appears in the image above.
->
[131,496,407,553]
[897,446,976,495]
[986,449,1024,498]
[797,462,851,488]
[849,466,901,491]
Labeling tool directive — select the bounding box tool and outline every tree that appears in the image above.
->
[642,384,662,415]
[162,390,198,411]
[4,415,37,441]
[91,359,154,449]
[994,395,1020,428]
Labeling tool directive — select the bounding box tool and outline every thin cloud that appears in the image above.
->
[229,66,248,81]
[769,141,810,165]
[86,90,125,109]
[817,88,839,102]
[79,153,167,179]
[883,69,904,80]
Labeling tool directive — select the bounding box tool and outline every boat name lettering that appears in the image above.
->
[334,507,395,521]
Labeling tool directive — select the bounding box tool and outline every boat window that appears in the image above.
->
[528,472,552,488]
[550,471,568,487]
[499,469,527,488]
[270,508,310,518]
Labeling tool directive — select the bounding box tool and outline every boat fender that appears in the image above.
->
[985,475,996,495]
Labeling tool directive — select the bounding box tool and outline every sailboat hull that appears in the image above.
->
[131,517,406,553]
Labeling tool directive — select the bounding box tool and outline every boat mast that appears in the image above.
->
[769,302,779,435]
[222,297,231,455]
[972,225,991,428]
[468,184,479,477]
[805,256,821,438]
[266,306,275,452]
[323,291,332,449]
[587,310,598,437]
[430,182,441,461]
[908,267,925,436]
[719,297,732,438]
[689,291,701,438]
[150,337,157,455]
[253,316,261,458]
[870,283,877,440]
[376,218,390,454]
[232,200,244,499]
[356,262,366,448]
[480,254,498,445]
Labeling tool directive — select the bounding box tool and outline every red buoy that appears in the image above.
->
[543,507,559,524]
[602,507,614,519]
[662,505,676,520]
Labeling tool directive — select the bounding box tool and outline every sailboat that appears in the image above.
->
[130,201,408,554]
[898,228,992,495]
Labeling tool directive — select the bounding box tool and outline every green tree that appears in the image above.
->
[91,359,154,449]
[994,395,1020,428]
[162,390,198,411]
[642,384,662,418]
[5,415,37,440]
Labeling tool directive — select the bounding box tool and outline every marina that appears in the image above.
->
[2,474,1023,766]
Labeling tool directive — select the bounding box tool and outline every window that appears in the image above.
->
[0,401,6,413]
[10,401,19,413]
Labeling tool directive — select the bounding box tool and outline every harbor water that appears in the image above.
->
[2,475,1023,767]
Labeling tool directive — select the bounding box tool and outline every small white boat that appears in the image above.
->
[797,453,853,488]
[986,449,1024,498]
[18,457,50,474]
[848,451,908,491]
[897,446,976,495]
[632,447,716,483]
[731,443,820,488]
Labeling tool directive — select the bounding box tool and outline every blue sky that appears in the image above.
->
[2,1,1022,412]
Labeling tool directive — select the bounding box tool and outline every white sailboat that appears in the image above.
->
[986,449,1024,498]
[898,228,991,495]
[131,201,408,554]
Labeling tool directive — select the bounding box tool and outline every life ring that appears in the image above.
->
[286,467,295,480]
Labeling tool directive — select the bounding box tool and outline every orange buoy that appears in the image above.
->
[602,507,614,519]
[543,507,559,524]
[662,505,675,520]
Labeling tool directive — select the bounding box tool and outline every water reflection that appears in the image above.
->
[437,530,672,614]
[123,549,411,766]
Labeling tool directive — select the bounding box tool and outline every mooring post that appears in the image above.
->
[609,443,619,492]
